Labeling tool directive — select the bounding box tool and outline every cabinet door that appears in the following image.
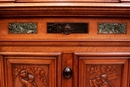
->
[0,52,61,87]
[74,53,129,87]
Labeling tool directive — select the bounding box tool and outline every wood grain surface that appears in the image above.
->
[0,1,130,87]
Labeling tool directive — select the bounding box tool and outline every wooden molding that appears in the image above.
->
[74,52,130,57]
[0,3,130,17]
[0,52,61,56]
[16,0,120,3]
[0,41,130,47]
[0,56,4,87]
[121,0,130,2]
[0,0,15,2]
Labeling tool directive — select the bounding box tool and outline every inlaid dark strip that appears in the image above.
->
[47,23,88,34]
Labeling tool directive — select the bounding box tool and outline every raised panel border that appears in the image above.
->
[128,60,130,87]
[0,56,4,87]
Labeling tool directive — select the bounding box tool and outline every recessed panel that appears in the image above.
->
[98,23,126,34]
[9,22,37,34]
[47,23,88,34]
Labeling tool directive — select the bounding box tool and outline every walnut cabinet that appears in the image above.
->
[0,1,130,87]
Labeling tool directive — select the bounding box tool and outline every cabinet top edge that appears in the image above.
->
[0,3,130,8]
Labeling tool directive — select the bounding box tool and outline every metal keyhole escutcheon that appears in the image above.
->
[63,67,72,79]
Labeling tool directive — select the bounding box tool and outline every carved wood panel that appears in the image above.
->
[87,64,122,87]
[76,55,129,87]
[2,52,61,87]
[13,65,48,87]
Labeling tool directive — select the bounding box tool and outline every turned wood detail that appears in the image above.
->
[88,65,120,87]
[14,65,47,87]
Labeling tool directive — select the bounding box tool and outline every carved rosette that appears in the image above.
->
[87,64,122,87]
[13,65,48,87]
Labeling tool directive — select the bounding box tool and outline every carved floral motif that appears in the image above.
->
[14,66,27,78]
[87,65,120,87]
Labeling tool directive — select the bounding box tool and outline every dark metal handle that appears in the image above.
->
[63,29,71,35]
[63,67,72,79]
[63,24,71,35]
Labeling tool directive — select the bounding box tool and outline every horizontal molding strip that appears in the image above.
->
[0,52,61,56]
[1,3,130,7]
[74,52,130,57]
[0,41,130,47]
[0,3,130,17]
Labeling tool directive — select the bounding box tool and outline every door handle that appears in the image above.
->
[63,67,72,79]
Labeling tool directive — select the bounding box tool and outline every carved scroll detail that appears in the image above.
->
[88,65,119,87]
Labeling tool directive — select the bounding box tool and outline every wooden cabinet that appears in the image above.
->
[0,1,130,87]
